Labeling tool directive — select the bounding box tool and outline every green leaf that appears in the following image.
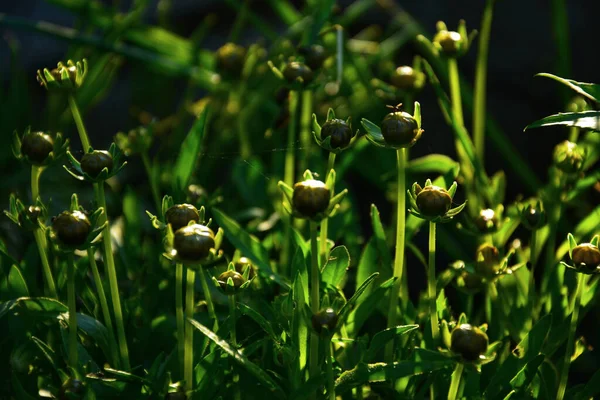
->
[346,277,395,336]
[15,297,67,319]
[535,73,600,105]
[321,246,350,289]
[355,238,379,298]
[509,354,544,392]
[524,111,600,131]
[237,303,281,345]
[338,273,379,325]
[212,208,288,289]
[292,272,309,375]
[172,107,209,194]
[364,325,419,362]
[512,313,552,362]
[370,204,392,275]
[188,318,286,399]
[556,205,600,261]
[407,154,459,175]
[8,265,29,298]
[30,336,60,374]
[334,360,453,395]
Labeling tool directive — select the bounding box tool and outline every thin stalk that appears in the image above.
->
[556,273,584,400]
[67,253,78,368]
[280,90,299,272]
[540,202,562,314]
[473,0,495,163]
[447,59,464,127]
[319,153,337,268]
[198,267,218,329]
[428,221,439,343]
[184,268,196,393]
[385,148,407,362]
[299,90,313,175]
[325,339,335,400]
[176,263,185,379]
[229,294,241,400]
[67,95,91,152]
[88,248,119,368]
[529,228,538,307]
[568,127,579,143]
[141,152,161,213]
[94,182,130,370]
[447,362,464,400]
[309,221,320,382]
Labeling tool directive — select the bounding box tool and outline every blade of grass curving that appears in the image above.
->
[172,107,209,196]
[524,111,600,131]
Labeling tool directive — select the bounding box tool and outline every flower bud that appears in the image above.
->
[21,131,54,165]
[165,204,200,232]
[282,62,314,87]
[217,270,246,294]
[390,66,425,91]
[52,210,91,249]
[320,119,353,149]
[299,44,327,70]
[80,150,114,179]
[475,243,500,279]
[216,43,246,77]
[521,203,546,230]
[311,307,338,335]
[553,140,584,174]
[381,111,421,148]
[18,206,42,231]
[450,323,488,362]
[235,256,255,279]
[571,243,600,274]
[173,224,215,263]
[292,180,330,220]
[433,30,463,56]
[59,378,85,400]
[474,208,498,233]
[415,184,452,218]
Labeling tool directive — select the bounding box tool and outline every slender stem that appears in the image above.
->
[447,362,464,400]
[529,228,538,306]
[67,95,91,152]
[428,221,439,343]
[33,228,57,299]
[540,202,561,315]
[473,0,495,163]
[385,148,407,362]
[198,267,218,329]
[299,90,313,175]
[176,263,185,379]
[94,182,130,370]
[466,295,474,318]
[556,273,584,400]
[88,248,119,368]
[447,59,464,127]
[184,268,196,393]
[67,253,78,368]
[309,221,320,382]
[229,294,241,400]
[568,127,580,143]
[281,91,299,271]
[325,339,335,400]
[31,165,42,201]
[319,153,337,268]
[141,152,161,214]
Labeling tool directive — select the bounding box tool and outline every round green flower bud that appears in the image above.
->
[21,131,54,165]
[173,224,215,263]
[165,204,200,232]
[292,179,330,220]
[52,210,91,249]
[58,378,85,400]
[217,270,246,294]
[299,44,327,70]
[415,185,452,218]
[311,307,338,335]
[450,323,488,362]
[522,204,546,230]
[321,119,353,149]
[381,111,421,148]
[571,243,600,274]
[474,208,498,233]
[216,43,246,77]
[19,206,42,230]
[282,62,314,86]
[433,30,463,56]
[390,66,424,91]
[553,140,584,174]
[235,256,255,279]
[475,244,500,279]
[80,150,113,178]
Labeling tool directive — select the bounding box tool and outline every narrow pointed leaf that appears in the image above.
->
[322,246,350,288]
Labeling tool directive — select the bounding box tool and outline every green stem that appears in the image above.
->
[568,127,579,143]
[280,90,299,273]
[473,0,495,163]
[67,95,91,152]
[428,221,439,344]
[325,339,335,400]
[529,228,538,306]
[309,221,320,382]
[385,148,407,362]
[95,182,130,370]
[88,248,119,368]
[540,202,562,315]
[447,362,464,400]
[229,294,241,400]
[67,253,78,368]
[319,153,337,268]
[176,263,185,379]
[198,267,218,329]
[447,58,464,127]
[184,268,196,393]
[141,152,161,213]
[31,165,41,201]
[299,90,313,175]
[556,273,584,400]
